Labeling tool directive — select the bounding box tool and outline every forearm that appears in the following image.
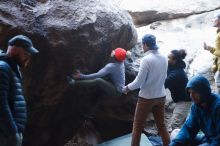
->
[80,72,102,79]
[127,76,144,90]
[171,106,200,145]
[171,125,193,145]
[79,65,110,79]
[127,60,148,90]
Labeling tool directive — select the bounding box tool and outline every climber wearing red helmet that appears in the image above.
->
[66,47,130,97]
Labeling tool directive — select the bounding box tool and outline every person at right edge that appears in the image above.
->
[204,14,220,94]
[122,34,170,146]
[169,75,220,146]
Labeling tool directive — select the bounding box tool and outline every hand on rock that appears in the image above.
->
[66,76,75,86]
[73,72,80,79]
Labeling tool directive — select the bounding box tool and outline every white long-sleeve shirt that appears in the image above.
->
[127,50,168,99]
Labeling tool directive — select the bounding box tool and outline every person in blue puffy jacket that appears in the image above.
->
[0,35,38,146]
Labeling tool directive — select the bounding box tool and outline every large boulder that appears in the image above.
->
[0,0,137,146]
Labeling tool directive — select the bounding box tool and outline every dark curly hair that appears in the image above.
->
[171,49,187,60]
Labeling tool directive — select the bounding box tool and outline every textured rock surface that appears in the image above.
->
[1,0,220,145]
[0,0,137,146]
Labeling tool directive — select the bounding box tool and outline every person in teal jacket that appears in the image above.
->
[170,75,220,146]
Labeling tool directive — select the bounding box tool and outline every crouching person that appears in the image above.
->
[67,48,130,97]
[170,75,220,146]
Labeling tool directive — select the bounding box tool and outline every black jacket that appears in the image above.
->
[165,60,191,102]
[0,54,27,137]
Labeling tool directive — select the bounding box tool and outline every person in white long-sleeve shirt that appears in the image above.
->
[123,34,170,146]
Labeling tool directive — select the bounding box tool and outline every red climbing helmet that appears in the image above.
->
[112,48,127,62]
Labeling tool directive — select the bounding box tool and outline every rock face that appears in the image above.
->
[0,0,137,146]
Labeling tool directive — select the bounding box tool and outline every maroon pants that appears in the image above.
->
[131,97,170,146]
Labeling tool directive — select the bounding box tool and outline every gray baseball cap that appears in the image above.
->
[8,35,39,54]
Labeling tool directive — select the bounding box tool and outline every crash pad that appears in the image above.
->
[98,133,152,146]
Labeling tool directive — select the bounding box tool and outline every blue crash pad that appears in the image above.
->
[98,133,152,146]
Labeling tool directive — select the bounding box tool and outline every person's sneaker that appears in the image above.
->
[66,76,75,86]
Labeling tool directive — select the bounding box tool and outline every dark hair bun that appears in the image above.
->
[178,49,187,60]
[171,49,187,60]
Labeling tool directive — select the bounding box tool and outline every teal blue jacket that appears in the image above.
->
[170,75,220,146]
